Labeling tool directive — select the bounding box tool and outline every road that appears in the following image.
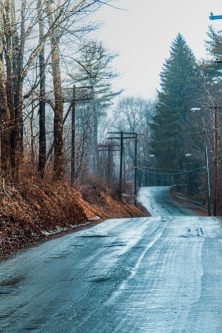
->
[137,186,196,216]
[0,186,222,332]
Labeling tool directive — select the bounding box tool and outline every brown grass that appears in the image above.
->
[0,172,146,258]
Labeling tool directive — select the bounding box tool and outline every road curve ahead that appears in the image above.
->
[0,187,222,332]
[137,186,195,216]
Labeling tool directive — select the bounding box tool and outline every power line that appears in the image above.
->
[137,166,206,177]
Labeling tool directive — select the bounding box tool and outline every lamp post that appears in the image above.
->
[184,153,193,195]
[148,154,155,186]
[191,106,221,216]
[209,12,222,21]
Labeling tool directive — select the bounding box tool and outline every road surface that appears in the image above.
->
[0,186,222,332]
[137,186,196,216]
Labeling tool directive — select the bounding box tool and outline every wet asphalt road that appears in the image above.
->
[1,187,222,332]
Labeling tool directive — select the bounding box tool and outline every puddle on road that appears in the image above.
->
[89,275,111,283]
[0,275,25,298]
[48,251,72,259]
[0,308,18,320]
[79,234,111,238]
[0,275,25,287]
[104,242,126,248]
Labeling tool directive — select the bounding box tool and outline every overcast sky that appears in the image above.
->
[93,0,222,99]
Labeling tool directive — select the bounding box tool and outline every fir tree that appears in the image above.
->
[152,34,203,174]
[202,27,222,102]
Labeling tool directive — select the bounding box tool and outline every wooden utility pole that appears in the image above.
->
[119,131,124,200]
[192,105,221,216]
[107,131,138,202]
[205,145,211,216]
[213,106,218,216]
[71,85,76,185]
[134,133,138,205]
[208,12,222,216]
[97,143,119,183]
[108,143,112,184]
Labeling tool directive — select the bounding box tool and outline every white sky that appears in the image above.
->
[93,0,222,99]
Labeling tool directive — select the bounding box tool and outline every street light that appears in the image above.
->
[148,154,155,186]
[191,106,219,216]
[184,153,196,197]
[209,12,222,21]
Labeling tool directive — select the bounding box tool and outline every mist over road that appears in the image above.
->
[0,187,222,332]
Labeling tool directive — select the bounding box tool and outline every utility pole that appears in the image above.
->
[208,13,222,215]
[97,143,119,183]
[119,131,124,200]
[68,85,93,184]
[71,85,76,185]
[213,106,218,216]
[209,12,222,216]
[108,143,112,184]
[134,133,138,205]
[191,106,221,216]
[205,145,211,216]
[107,131,138,202]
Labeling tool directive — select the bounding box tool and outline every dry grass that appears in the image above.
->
[0,170,146,258]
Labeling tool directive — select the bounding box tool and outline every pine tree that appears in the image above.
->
[202,27,222,103]
[152,34,203,174]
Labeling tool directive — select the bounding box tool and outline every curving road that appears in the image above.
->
[0,187,222,332]
[137,186,196,216]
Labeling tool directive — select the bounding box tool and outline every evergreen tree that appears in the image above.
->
[202,27,222,102]
[152,34,203,176]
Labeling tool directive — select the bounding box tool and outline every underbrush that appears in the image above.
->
[0,170,146,257]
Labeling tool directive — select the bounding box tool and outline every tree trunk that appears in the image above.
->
[45,0,64,180]
[9,0,25,181]
[0,3,11,179]
[37,0,46,178]
[4,0,15,180]
[91,87,98,174]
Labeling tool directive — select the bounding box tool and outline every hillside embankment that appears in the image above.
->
[0,176,147,258]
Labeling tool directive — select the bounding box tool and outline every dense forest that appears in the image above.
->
[150,31,222,215]
[0,0,222,225]
[0,0,118,183]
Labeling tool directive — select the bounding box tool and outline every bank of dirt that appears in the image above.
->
[0,178,147,258]
[170,188,208,216]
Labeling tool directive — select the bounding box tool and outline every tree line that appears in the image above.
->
[107,28,222,213]
[150,29,222,202]
[0,0,117,184]
[1,0,222,213]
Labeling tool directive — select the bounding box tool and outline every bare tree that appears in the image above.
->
[0,0,114,182]
[69,40,119,173]
[45,0,64,179]
[0,2,11,178]
[37,0,46,177]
